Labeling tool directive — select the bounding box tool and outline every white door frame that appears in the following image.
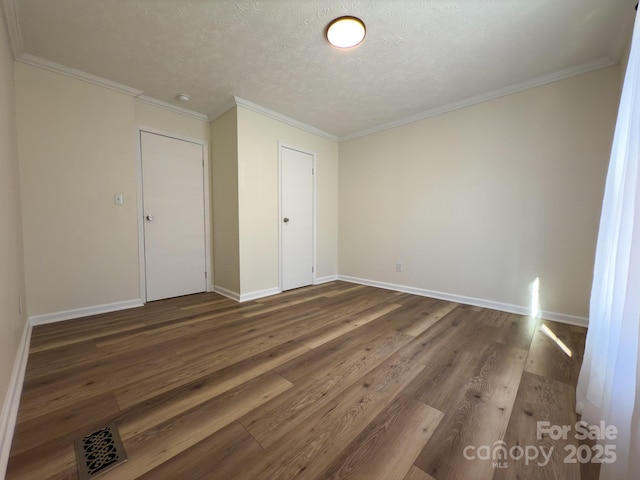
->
[278,142,317,292]
[136,126,212,303]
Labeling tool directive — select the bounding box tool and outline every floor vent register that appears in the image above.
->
[74,423,127,479]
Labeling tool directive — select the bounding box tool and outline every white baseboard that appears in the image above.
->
[536,310,589,328]
[212,285,241,302]
[0,320,32,477]
[216,281,349,303]
[337,275,588,327]
[29,299,144,326]
[214,285,281,303]
[239,287,281,303]
[314,275,338,285]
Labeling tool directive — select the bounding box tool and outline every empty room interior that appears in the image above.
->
[1,1,639,479]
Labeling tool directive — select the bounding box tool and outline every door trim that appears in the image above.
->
[278,142,317,292]
[136,126,212,303]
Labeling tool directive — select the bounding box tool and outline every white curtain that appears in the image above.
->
[576,11,640,480]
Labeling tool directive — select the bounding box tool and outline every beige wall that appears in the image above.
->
[0,3,26,407]
[210,107,240,294]
[15,65,213,318]
[16,64,140,316]
[134,100,210,143]
[339,66,619,319]
[236,106,339,296]
[9,51,620,321]
[619,25,634,93]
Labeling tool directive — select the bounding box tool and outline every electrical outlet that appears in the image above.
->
[396,263,402,272]
[114,194,124,205]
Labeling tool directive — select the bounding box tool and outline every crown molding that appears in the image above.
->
[2,0,23,58]
[233,96,340,142]
[4,0,208,120]
[339,56,617,142]
[135,95,209,122]
[16,54,210,121]
[4,0,617,142]
[17,53,144,96]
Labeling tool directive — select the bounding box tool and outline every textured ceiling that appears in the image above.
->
[6,0,637,138]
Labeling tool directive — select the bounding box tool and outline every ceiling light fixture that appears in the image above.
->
[176,93,190,102]
[326,16,366,49]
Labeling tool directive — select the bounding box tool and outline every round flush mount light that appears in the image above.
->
[176,93,190,102]
[326,16,366,49]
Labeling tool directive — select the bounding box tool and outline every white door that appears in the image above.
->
[280,146,314,291]
[141,131,207,301]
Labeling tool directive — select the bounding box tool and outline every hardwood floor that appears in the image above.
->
[6,282,596,479]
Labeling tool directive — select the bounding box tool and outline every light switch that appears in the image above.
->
[114,194,124,205]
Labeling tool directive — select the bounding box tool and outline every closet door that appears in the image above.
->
[141,131,206,301]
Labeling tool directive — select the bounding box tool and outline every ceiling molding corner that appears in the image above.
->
[17,53,144,96]
[209,96,240,123]
[135,95,209,122]
[2,0,23,58]
[339,56,617,142]
[233,96,340,143]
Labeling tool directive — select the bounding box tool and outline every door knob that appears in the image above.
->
[146,215,154,221]
[283,217,290,223]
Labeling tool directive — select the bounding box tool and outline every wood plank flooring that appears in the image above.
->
[6,282,596,480]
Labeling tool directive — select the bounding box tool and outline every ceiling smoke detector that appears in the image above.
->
[176,93,190,102]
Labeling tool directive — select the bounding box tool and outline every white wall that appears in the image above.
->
[339,66,619,319]
[210,107,240,295]
[236,106,339,296]
[0,0,26,423]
